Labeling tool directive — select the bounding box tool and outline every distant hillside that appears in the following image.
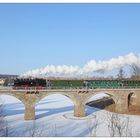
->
[0,74,18,79]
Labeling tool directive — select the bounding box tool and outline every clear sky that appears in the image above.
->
[0,3,140,75]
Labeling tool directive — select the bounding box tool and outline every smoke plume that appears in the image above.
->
[20,53,140,77]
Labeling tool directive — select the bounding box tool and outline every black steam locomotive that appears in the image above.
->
[13,78,47,90]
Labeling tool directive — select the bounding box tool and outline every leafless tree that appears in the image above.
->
[0,97,9,137]
[106,112,132,137]
[117,67,125,79]
[86,115,99,136]
[27,120,46,137]
[130,64,140,80]
[106,92,133,137]
[51,123,58,136]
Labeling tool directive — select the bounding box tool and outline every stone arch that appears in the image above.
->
[85,91,115,105]
[36,93,77,106]
[0,93,25,107]
[127,91,140,108]
[0,94,25,119]
[77,91,115,115]
[0,93,35,120]
[128,92,134,107]
[35,93,75,119]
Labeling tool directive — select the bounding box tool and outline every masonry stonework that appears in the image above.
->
[0,89,140,120]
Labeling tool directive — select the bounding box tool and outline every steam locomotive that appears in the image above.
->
[13,78,140,90]
[13,78,47,90]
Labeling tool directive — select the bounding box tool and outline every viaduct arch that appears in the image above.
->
[0,89,140,120]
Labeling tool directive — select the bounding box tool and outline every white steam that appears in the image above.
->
[21,53,140,77]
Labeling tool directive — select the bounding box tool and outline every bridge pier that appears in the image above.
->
[74,103,85,117]
[24,105,35,120]
[113,94,129,114]
[115,102,128,114]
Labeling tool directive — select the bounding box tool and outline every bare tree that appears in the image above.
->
[106,92,133,137]
[0,98,9,137]
[117,67,125,79]
[27,120,46,137]
[86,115,99,136]
[130,64,140,80]
[51,123,58,136]
[106,112,132,137]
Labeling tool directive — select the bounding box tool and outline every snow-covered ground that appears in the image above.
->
[0,93,140,137]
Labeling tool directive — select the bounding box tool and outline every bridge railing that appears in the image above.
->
[12,86,47,90]
[5,86,140,91]
[12,86,90,90]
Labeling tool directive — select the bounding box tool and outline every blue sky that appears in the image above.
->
[0,3,140,75]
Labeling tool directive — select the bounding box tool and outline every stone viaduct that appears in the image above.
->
[0,88,140,120]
